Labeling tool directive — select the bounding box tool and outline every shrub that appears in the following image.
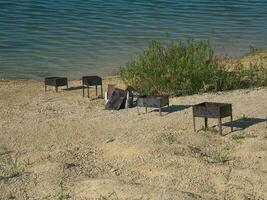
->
[120,39,267,96]
[236,62,267,88]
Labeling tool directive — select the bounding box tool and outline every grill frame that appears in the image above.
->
[137,95,170,116]
[82,76,103,98]
[192,102,233,135]
[44,77,68,92]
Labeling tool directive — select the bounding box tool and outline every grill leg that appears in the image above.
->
[204,117,208,129]
[218,117,222,135]
[45,84,47,92]
[159,107,162,116]
[230,114,233,132]
[83,84,85,97]
[96,85,98,97]
[87,86,89,98]
[55,86,58,93]
[193,116,196,132]
[66,83,68,89]
[145,107,147,113]
[101,85,103,98]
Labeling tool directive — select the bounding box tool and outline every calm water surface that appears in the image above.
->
[0,0,267,79]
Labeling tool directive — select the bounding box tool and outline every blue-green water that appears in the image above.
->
[0,0,267,79]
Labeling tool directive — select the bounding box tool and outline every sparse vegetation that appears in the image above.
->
[99,192,119,200]
[120,39,267,96]
[211,155,231,164]
[0,172,22,184]
[232,133,257,140]
[232,134,246,140]
[189,146,231,164]
[0,147,24,199]
[0,147,22,185]
[162,132,178,145]
[200,126,218,133]
[55,182,71,200]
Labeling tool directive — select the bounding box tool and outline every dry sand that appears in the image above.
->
[0,77,267,200]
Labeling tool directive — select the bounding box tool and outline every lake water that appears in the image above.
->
[1,0,267,79]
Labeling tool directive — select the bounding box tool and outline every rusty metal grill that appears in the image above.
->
[82,76,103,98]
[192,102,233,135]
[44,77,68,92]
[137,95,169,116]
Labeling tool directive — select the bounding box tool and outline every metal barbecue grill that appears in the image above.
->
[192,102,233,135]
[44,77,68,92]
[82,76,103,98]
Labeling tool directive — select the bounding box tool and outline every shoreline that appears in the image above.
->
[0,71,120,81]
[1,49,266,81]
[0,75,122,83]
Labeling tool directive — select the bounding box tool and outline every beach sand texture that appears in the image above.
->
[0,76,267,200]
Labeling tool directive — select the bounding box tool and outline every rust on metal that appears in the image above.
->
[44,77,68,92]
[192,102,233,135]
[82,76,103,98]
[105,88,127,110]
[137,95,170,116]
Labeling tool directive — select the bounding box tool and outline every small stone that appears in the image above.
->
[106,138,115,143]
[111,168,118,172]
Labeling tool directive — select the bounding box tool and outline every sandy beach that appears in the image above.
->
[0,76,266,200]
[1,1,267,199]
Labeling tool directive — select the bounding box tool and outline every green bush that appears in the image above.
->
[120,39,267,96]
[236,62,267,88]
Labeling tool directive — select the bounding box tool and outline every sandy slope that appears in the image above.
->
[0,77,267,200]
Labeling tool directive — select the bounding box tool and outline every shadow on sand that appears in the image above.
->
[63,86,84,91]
[162,104,191,113]
[223,117,266,130]
[145,104,191,115]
